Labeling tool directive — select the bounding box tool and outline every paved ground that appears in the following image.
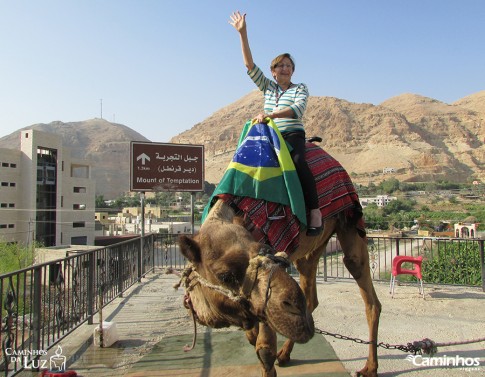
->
[16,269,485,377]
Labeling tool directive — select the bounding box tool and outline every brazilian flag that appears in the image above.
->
[202,119,306,225]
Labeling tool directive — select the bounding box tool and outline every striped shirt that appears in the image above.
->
[248,64,309,134]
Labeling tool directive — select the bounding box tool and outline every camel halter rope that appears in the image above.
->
[173,253,283,351]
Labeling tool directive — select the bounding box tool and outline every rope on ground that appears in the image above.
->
[315,327,485,356]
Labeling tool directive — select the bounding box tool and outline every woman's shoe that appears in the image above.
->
[306,225,323,237]
[307,208,322,236]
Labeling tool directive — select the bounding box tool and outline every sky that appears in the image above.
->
[1,0,484,142]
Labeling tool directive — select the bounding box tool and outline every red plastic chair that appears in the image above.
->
[389,255,424,298]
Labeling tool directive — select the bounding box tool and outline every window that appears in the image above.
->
[1,203,6,208]
[73,204,86,210]
[8,203,14,208]
[1,163,8,167]
[8,224,14,229]
[73,187,87,193]
[73,221,86,228]
[1,182,8,187]
[9,182,15,187]
[36,147,58,247]
[0,224,6,229]
[10,163,16,168]
[71,236,87,245]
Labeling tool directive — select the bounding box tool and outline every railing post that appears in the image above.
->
[395,238,400,256]
[32,266,42,371]
[87,252,95,325]
[118,246,124,297]
[480,240,485,292]
[151,234,155,272]
[323,252,328,282]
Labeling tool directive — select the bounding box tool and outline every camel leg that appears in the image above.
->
[246,325,258,346]
[337,226,381,377]
[277,224,331,366]
[255,322,278,377]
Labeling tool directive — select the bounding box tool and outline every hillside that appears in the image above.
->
[1,91,484,198]
[172,90,485,185]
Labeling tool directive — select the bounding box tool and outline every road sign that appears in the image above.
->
[130,142,204,192]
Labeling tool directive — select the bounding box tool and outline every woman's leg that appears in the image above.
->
[283,132,322,234]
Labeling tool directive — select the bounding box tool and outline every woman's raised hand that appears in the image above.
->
[229,11,246,33]
[229,11,254,71]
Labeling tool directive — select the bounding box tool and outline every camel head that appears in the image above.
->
[178,219,314,343]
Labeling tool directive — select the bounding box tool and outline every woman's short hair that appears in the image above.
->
[270,53,295,71]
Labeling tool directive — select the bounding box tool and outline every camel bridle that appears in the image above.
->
[174,250,287,352]
[179,252,282,322]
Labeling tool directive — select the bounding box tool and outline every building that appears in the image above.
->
[382,167,396,174]
[359,195,397,208]
[0,129,95,246]
[454,223,478,238]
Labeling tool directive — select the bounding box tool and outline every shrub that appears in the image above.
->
[422,242,481,285]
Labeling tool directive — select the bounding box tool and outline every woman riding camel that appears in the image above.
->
[229,11,322,236]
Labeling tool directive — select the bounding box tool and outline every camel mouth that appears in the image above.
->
[266,309,315,343]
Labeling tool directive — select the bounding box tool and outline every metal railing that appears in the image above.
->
[152,234,485,290]
[1,233,484,375]
[0,235,153,376]
[323,236,484,289]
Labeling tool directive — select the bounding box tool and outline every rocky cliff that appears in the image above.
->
[171,90,485,186]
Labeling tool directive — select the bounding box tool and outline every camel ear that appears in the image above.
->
[178,235,201,263]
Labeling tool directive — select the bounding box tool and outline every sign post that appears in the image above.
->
[139,191,145,281]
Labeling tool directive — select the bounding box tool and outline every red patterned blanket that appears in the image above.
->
[218,143,365,254]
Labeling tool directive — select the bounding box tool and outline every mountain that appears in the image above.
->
[0,118,149,198]
[1,91,484,198]
[171,91,485,185]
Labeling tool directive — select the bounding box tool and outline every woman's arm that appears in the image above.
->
[229,11,254,71]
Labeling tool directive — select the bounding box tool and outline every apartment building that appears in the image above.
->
[0,129,95,246]
[359,194,397,208]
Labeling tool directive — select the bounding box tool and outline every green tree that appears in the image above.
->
[95,195,106,208]
[363,204,386,230]
[379,178,400,194]
[382,199,415,216]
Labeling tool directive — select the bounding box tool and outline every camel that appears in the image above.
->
[178,141,381,377]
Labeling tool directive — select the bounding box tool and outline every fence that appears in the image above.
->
[0,235,153,375]
[1,233,484,376]
[152,234,485,290]
[323,236,484,288]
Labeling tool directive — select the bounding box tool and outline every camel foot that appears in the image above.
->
[276,351,291,367]
[355,366,378,377]
[276,349,291,366]
[276,339,294,366]
[257,348,277,377]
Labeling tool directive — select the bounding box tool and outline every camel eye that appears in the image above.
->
[217,271,240,288]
